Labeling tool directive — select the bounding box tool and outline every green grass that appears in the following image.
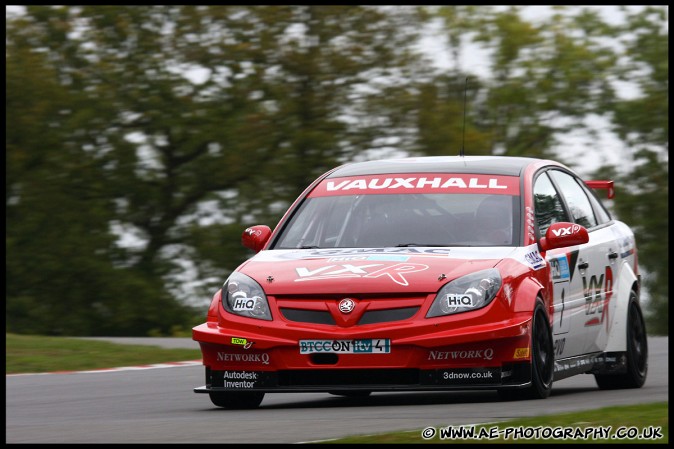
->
[5,333,201,374]
[321,402,668,444]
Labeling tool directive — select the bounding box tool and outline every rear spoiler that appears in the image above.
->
[585,180,615,199]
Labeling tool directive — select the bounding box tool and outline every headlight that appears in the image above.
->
[426,268,502,318]
[221,272,272,321]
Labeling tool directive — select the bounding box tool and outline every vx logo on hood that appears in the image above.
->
[294,263,429,286]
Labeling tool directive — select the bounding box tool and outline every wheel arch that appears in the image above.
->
[513,276,550,320]
[604,261,641,352]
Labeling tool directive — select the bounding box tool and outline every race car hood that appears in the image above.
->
[238,247,518,295]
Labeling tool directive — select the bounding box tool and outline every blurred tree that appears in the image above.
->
[6,10,195,335]
[429,6,620,160]
[6,6,426,333]
[224,6,426,213]
[595,6,668,334]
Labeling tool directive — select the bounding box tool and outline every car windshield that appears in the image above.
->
[273,192,519,249]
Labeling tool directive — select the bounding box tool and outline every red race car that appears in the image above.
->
[192,156,647,409]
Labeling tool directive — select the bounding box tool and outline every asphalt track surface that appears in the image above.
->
[6,337,668,444]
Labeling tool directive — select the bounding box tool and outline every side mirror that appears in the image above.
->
[539,222,589,252]
[241,225,272,253]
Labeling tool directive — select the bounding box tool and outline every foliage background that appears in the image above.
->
[6,5,668,336]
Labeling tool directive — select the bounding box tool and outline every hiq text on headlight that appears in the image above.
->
[222,272,272,320]
[427,268,502,318]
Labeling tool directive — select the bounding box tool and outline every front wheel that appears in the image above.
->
[209,391,265,409]
[498,302,553,400]
[595,294,648,389]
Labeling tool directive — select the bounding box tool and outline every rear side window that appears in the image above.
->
[548,170,598,229]
[580,182,612,225]
[533,172,570,236]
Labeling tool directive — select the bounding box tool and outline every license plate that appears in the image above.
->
[299,339,391,354]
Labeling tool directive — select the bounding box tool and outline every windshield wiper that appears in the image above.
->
[298,245,320,249]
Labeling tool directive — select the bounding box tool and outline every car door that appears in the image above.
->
[547,170,617,355]
[533,171,585,359]
[576,178,622,353]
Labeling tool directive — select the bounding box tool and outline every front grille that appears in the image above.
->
[277,369,420,387]
[358,307,419,324]
[280,308,336,325]
[279,305,421,326]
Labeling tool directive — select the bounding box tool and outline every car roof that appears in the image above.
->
[327,156,545,178]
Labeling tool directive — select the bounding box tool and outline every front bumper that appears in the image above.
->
[192,312,534,393]
[194,363,532,393]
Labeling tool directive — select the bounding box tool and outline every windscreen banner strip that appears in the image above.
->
[309,174,520,197]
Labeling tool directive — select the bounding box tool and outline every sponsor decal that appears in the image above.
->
[551,224,581,237]
[294,262,429,286]
[428,348,494,361]
[513,347,530,359]
[437,367,500,384]
[523,248,545,270]
[328,254,410,262]
[244,227,262,237]
[230,293,259,312]
[257,247,518,262]
[223,371,259,389]
[231,337,254,349]
[583,266,613,329]
[299,339,391,354]
[550,256,570,282]
[338,298,356,314]
[304,248,451,257]
[443,293,475,308]
[309,174,519,197]
[217,352,270,365]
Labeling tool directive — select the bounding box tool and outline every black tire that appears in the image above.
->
[209,391,265,409]
[595,294,648,389]
[328,391,372,398]
[498,302,553,400]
